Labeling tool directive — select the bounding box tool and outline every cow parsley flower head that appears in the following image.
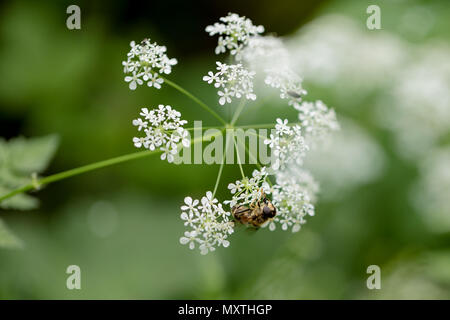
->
[269,166,319,232]
[132,105,189,163]
[205,12,264,59]
[264,68,307,107]
[123,39,177,90]
[179,191,234,255]
[264,119,308,170]
[295,100,340,141]
[241,36,290,70]
[203,62,256,105]
[225,167,271,208]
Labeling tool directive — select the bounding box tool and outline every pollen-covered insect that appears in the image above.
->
[232,191,277,228]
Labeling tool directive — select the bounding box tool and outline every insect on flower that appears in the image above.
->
[232,190,277,228]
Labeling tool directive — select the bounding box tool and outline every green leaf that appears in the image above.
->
[0,218,23,249]
[0,134,58,211]
[8,134,59,175]
[0,167,31,189]
[0,186,39,210]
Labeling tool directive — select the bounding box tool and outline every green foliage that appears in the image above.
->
[0,135,59,247]
[0,135,59,209]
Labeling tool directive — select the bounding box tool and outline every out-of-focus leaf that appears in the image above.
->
[0,168,30,188]
[7,135,59,175]
[0,218,23,248]
[0,186,39,210]
[0,134,58,212]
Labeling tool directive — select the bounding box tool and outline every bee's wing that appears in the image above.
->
[232,205,252,217]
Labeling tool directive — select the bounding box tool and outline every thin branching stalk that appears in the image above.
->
[230,99,247,126]
[233,136,246,179]
[0,134,214,203]
[161,77,227,126]
[212,130,233,198]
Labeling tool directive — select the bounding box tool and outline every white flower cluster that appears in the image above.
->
[179,192,234,255]
[264,119,308,170]
[241,36,290,69]
[294,100,339,140]
[203,62,256,105]
[205,12,264,59]
[132,105,189,163]
[225,168,271,208]
[175,13,341,252]
[264,68,307,107]
[269,167,318,232]
[123,39,177,90]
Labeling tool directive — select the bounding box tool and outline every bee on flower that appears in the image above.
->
[120,13,340,255]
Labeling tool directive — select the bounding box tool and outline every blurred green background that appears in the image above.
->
[0,0,450,299]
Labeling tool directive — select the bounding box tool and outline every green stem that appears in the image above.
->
[183,126,219,131]
[233,122,301,130]
[0,120,285,203]
[230,98,246,126]
[233,136,246,179]
[212,130,232,198]
[0,134,211,203]
[162,77,227,126]
[240,139,273,187]
[245,130,268,141]
[234,123,275,129]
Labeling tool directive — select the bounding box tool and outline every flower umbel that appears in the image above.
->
[203,62,256,105]
[123,39,177,90]
[205,12,264,59]
[269,166,319,232]
[264,119,308,170]
[294,100,340,141]
[132,105,189,163]
[179,192,234,255]
[264,68,307,107]
[225,167,271,208]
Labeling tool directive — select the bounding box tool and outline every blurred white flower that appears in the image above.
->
[241,35,290,69]
[179,192,234,254]
[287,15,406,92]
[132,105,188,163]
[294,100,339,143]
[123,39,177,90]
[379,45,450,160]
[206,12,264,60]
[304,118,385,198]
[264,68,307,107]
[203,62,256,105]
